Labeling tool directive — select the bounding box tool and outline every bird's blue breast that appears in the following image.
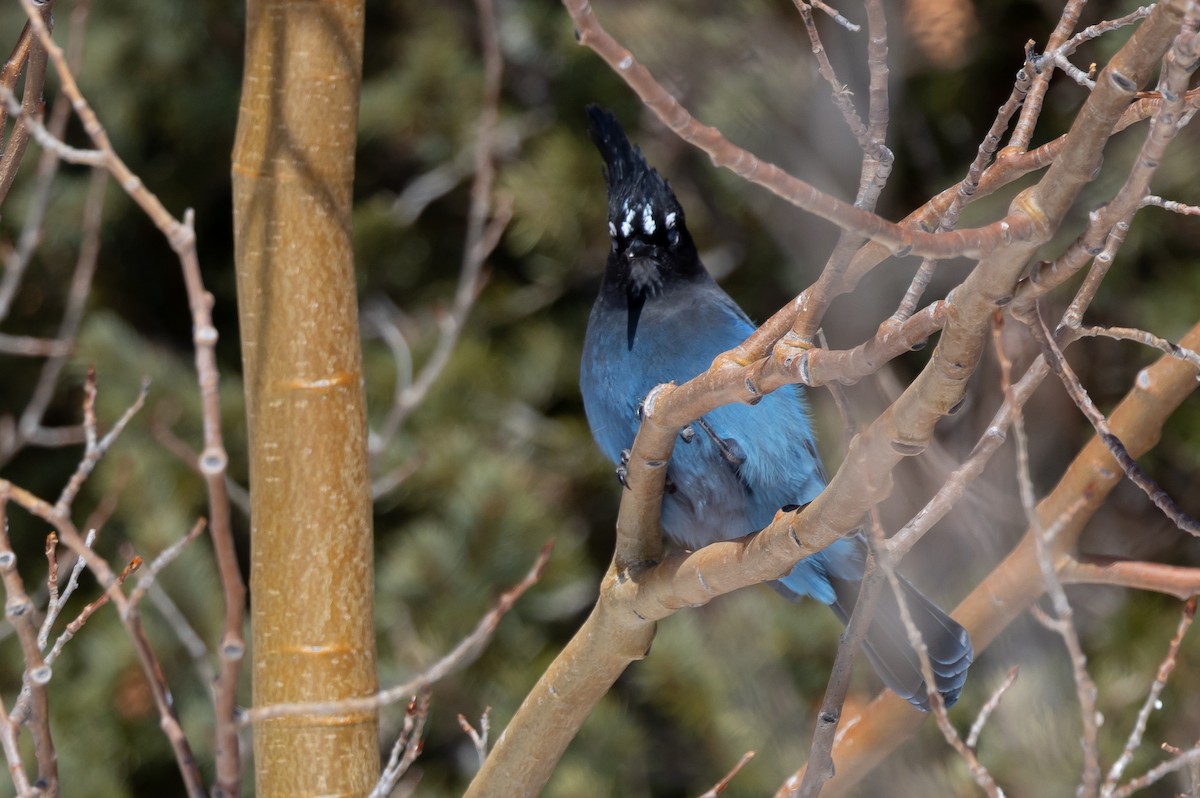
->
[581,277,852,602]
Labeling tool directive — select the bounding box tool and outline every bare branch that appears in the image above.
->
[38,529,95,652]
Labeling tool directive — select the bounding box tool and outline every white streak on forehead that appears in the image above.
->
[642,204,656,234]
[665,211,677,229]
[620,207,635,237]
[608,221,617,237]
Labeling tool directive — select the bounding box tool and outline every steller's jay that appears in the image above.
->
[579,106,972,710]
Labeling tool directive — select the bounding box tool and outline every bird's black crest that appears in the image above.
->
[585,106,686,241]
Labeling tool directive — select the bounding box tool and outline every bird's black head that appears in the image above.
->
[586,106,703,305]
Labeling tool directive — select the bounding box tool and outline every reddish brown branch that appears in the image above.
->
[563,0,1036,260]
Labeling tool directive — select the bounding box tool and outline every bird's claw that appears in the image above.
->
[616,449,632,489]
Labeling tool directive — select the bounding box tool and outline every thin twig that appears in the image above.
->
[128,519,208,608]
[369,691,431,798]
[1029,308,1200,536]
[966,666,1019,750]
[791,1,872,153]
[42,553,139,667]
[145,582,217,692]
[37,529,96,652]
[2,166,108,468]
[562,0,1037,260]
[1059,557,1200,600]
[1102,597,1197,794]
[243,540,553,725]
[1008,0,1089,150]
[809,0,859,31]
[698,750,756,798]
[1140,194,1200,214]
[0,4,51,208]
[54,374,149,515]
[1110,747,1200,798]
[1073,325,1200,371]
[881,555,1002,797]
[0,334,71,357]
[1017,20,1200,315]
[457,706,492,769]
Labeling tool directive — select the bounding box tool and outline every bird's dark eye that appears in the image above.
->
[667,228,680,248]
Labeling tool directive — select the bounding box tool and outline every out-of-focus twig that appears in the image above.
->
[457,706,492,769]
[1,166,108,468]
[3,477,203,797]
[1059,558,1200,600]
[373,0,509,447]
[698,750,756,798]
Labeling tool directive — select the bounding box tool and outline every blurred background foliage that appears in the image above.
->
[0,0,1198,795]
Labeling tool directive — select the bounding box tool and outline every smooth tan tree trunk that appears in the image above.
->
[231,1,377,794]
